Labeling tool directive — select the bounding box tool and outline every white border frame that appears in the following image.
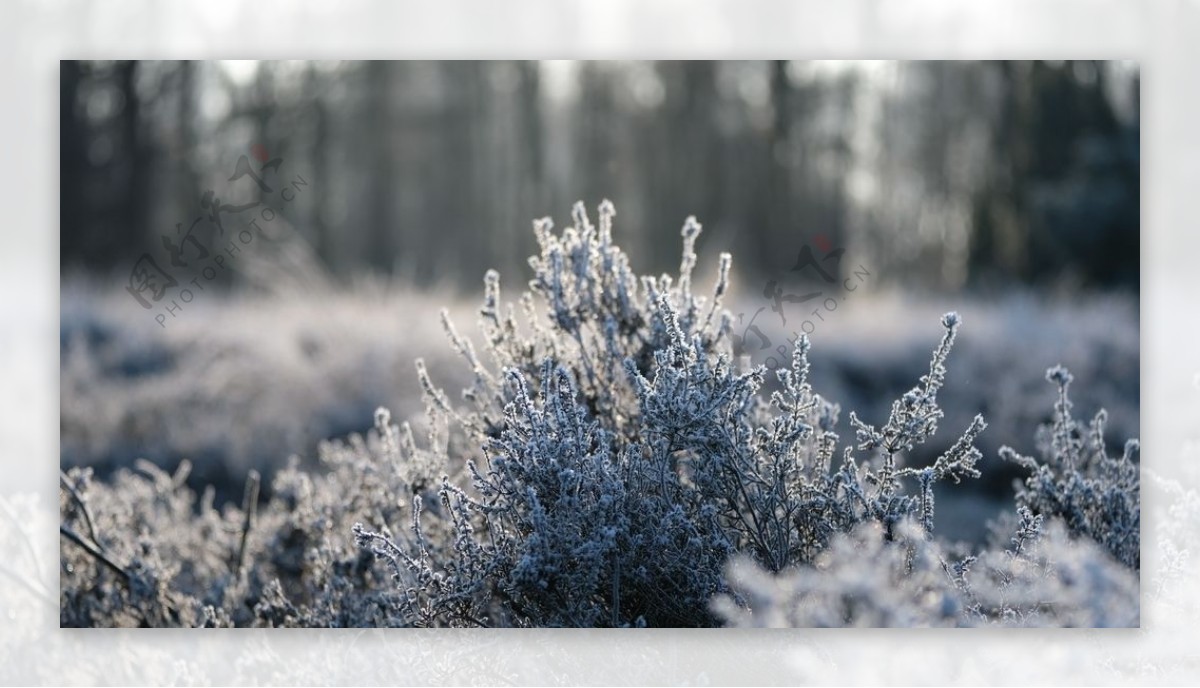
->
[3,1,1194,684]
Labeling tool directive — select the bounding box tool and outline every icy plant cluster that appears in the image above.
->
[1000,366,1141,569]
[712,514,1139,628]
[60,202,1140,627]
[712,362,1143,629]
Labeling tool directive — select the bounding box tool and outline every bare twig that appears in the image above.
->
[235,470,260,578]
[59,524,131,583]
[59,470,104,552]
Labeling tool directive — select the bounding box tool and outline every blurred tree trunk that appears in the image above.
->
[366,61,396,275]
[116,61,149,264]
[971,62,1024,286]
[305,63,332,272]
[60,61,86,264]
[768,60,799,270]
[176,61,202,238]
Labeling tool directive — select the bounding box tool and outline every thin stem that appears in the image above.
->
[235,470,260,578]
[60,471,104,552]
[60,524,131,583]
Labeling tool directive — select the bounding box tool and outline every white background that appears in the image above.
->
[1,1,1195,684]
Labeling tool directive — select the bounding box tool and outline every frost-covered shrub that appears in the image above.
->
[1000,366,1140,569]
[712,520,965,628]
[352,202,995,627]
[60,200,1139,628]
[713,363,1142,629]
[712,514,1139,628]
[59,442,417,627]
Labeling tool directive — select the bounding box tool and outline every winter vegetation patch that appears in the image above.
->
[59,202,1139,627]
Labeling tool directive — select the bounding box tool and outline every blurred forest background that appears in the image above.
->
[61,60,1139,292]
[60,61,1139,542]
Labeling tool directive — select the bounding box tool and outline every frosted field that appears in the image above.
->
[51,206,1144,628]
[61,276,1139,541]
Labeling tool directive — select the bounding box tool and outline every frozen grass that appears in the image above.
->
[60,283,1137,513]
[61,277,473,499]
[58,202,1140,627]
